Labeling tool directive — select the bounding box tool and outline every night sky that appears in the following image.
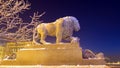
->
[26,0,120,57]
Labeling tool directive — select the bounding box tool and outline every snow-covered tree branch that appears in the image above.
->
[0,0,45,42]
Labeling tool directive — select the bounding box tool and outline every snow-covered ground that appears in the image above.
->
[0,65,110,68]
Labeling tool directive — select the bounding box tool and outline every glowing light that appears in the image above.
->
[107,61,120,65]
[26,44,30,46]
[20,48,46,50]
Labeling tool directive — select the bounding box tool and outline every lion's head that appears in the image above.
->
[63,16,80,32]
[61,16,80,40]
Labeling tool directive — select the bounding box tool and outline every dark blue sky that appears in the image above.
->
[26,0,120,56]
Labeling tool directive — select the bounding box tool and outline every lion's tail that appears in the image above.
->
[32,28,37,43]
[32,28,41,45]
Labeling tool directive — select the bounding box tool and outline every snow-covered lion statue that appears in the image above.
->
[33,16,80,44]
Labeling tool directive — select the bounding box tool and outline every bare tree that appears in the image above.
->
[0,0,45,42]
[14,12,45,41]
[0,0,30,17]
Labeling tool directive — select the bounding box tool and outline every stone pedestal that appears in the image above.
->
[1,42,106,65]
[1,43,82,65]
[17,43,82,65]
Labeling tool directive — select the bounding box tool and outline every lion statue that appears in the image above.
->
[83,49,105,59]
[33,16,80,44]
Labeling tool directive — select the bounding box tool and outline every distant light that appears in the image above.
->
[26,44,30,46]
